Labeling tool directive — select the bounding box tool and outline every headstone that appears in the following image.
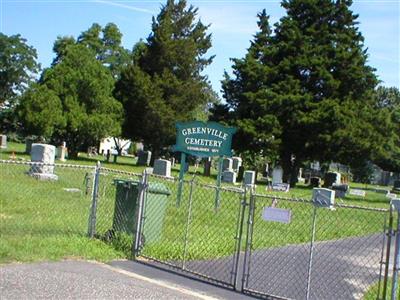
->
[375,188,390,194]
[386,193,397,199]
[222,170,236,183]
[137,150,152,166]
[0,134,7,149]
[244,171,256,186]
[203,157,211,176]
[272,165,283,185]
[393,180,400,191]
[170,157,176,167]
[331,183,349,198]
[232,157,242,172]
[25,138,35,154]
[222,158,233,171]
[262,163,269,177]
[324,172,341,187]
[311,161,320,171]
[349,189,366,197]
[272,183,290,192]
[310,177,321,188]
[56,145,67,162]
[312,188,335,209]
[237,166,245,182]
[184,161,189,173]
[153,159,172,178]
[29,143,58,180]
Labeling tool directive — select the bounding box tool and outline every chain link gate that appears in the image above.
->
[133,172,247,289]
[241,192,395,300]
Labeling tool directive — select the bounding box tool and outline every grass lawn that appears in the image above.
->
[0,141,393,265]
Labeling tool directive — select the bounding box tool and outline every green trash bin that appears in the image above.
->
[142,183,171,243]
[112,179,171,244]
[112,179,140,235]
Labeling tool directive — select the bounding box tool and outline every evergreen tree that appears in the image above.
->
[215,0,379,185]
[115,0,215,161]
[19,44,122,157]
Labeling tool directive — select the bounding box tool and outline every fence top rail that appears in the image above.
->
[0,159,96,170]
[100,166,142,177]
[194,181,245,194]
[253,192,390,212]
[253,192,313,204]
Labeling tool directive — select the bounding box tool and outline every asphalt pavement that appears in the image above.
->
[0,260,255,300]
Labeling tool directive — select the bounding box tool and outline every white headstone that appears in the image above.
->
[0,134,7,149]
[153,159,172,177]
[222,158,233,171]
[232,157,242,172]
[272,183,290,192]
[312,188,335,209]
[349,189,366,197]
[56,146,67,162]
[244,171,256,186]
[222,170,236,183]
[29,143,58,180]
[272,166,283,185]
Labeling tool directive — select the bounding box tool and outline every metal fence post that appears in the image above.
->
[391,200,400,300]
[88,161,101,238]
[133,170,148,257]
[306,205,318,300]
[241,189,256,291]
[182,179,194,270]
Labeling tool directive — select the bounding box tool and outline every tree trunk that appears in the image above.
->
[281,155,300,187]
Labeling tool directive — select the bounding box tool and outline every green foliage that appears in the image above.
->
[19,44,123,157]
[0,33,40,106]
[214,0,380,184]
[0,33,40,133]
[54,23,130,79]
[115,0,215,159]
[371,86,400,172]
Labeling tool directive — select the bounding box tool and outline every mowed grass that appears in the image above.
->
[0,142,393,263]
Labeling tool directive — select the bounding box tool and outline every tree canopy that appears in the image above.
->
[213,0,380,185]
[19,44,122,157]
[114,0,215,159]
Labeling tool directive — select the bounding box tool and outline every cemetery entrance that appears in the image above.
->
[133,173,398,299]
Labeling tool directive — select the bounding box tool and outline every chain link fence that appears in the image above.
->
[1,159,398,299]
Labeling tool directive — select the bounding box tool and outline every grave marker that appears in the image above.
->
[29,143,58,180]
[153,159,172,178]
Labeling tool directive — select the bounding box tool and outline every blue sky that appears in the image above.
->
[1,0,399,95]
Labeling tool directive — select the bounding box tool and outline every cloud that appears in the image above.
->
[92,0,155,15]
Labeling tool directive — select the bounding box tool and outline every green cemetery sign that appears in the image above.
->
[173,121,236,157]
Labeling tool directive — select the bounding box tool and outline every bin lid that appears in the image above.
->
[113,179,171,195]
[148,182,171,196]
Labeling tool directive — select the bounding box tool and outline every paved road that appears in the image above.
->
[0,260,214,299]
[142,234,387,300]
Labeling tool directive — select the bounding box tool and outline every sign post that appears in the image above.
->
[172,121,236,207]
[176,152,186,206]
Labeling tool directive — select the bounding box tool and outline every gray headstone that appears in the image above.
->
[137,150,152,166]
[237,166,245,182]
[272,166,283,185]
[29,143,58,180]
[244,171,256,186]
[222,158,233,171]
[25,138,35,154]
[232,157,242,172]
[170,157,176,167]
[393,180,400,191]
[312,188,335,209]
[0,134,7,149]
[222,170,236,183]
[203,157,211,176]
[262,163,269,177]
[331,183,349,198]
[153,159,172,177]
